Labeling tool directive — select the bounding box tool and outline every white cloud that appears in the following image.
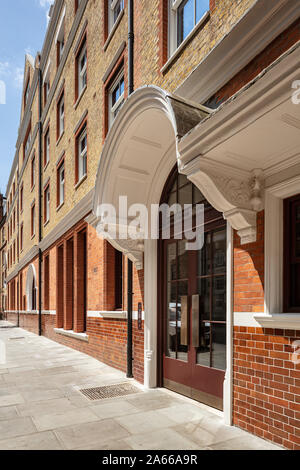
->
[39,0,54,7]
[14,67,24,89]
[0,62,10,77]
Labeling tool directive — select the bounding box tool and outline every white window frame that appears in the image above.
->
[31,205,35,237]
[43,59,51,102]
[45,186,50,223]
[77,127,87,182]
[58,163,65,206]
[168,0,210,57]
[45,128,50,165]
[55,7,65,63]
[25,132,31,156]
[78,44,87,96]
[108,0,124,33]
[31,156,35,188]
[108,71,125,128]
[58,96,64,137]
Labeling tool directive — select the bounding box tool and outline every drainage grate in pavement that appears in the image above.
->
[79,382,142,401]
[9,336,25,340]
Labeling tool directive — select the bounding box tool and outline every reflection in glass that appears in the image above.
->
[178,240,188,280]
[198,278,210,320]
[213,229,226,274]
[212,324,226,371]
[178,184,192,207]
[296,222,300,258]
[197,322,210,367]
[212,276,226,321]
[198,232,211,276]
[167,243,177,281]
[177,282,188,361]
[193,185,205,204]
[166,282,177,358]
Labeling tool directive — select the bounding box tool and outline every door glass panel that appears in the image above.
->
[178,183,193,207]
[296,222,300,257]
[166,282,177,358]
[212,276,226,321]
[168,191,177,207]
[167,243,177,281]
[197,277,210,320]
[211,324,226,371]
[178,174,188,188]
[178,240,188,280]
[197,322,210,367]
[177,281,188,361]
[193,186,205,204]
[198,232,211,276]
[213,229,226,274]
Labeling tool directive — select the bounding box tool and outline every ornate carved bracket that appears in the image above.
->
[182,161,264,245]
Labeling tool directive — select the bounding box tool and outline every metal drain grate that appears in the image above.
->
[9,336,25,340]
[79,382,142,401]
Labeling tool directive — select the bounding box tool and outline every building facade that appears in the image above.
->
[4,0,300,450]
[0,194,7,316]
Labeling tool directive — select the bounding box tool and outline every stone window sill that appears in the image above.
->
[87,311,127,320]
[56,131,65,147]
[54,328,89,342]
[254,313,300,330]
[74,85,87,110]
[56,201,64,212]
[75,174,87,190]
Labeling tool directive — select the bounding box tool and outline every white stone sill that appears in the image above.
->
[87,311,127,320]
[254,313,300,330]
[54,328,89,342]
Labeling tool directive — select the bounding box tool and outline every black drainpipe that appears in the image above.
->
[38,62,43,337]
[127,0,134,379]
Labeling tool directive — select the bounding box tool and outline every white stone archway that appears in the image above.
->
[91,85,262,422]
[26,264,37,312]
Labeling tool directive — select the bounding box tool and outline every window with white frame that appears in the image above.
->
[169,0,209,55]
[58,94,64,138]
[44,127,50,166]
[108,0,124,33]
[58,162,65,206]
[43,61,51,105]
[77,126,87,182]
[56,7,65,66]
[108,71,124,128]
[77,43,87,96]
[44,185,50,223]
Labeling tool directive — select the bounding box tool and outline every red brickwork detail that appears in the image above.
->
[212,18,300,105]
[233,326,300,450]
[73,229,87,333]
[64,238,74,330]
[158,0,168,70]
[234,211,264,313]
[56,244,64,328]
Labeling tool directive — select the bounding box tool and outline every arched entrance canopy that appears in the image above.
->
[92,85,262,269]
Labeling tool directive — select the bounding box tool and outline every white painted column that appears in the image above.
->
[144,238,158,389]
[224,223,233,425]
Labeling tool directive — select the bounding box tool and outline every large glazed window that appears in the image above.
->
[284,194,300,312]
[168,0,209,56]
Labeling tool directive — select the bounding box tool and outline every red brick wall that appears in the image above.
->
[212,18,300,105]
[234,211,264,313]
[233,326,300,450]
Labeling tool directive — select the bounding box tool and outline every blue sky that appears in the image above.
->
[0,0,54,195]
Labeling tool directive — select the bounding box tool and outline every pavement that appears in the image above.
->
[0,321,282,450]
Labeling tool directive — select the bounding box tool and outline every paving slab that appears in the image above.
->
[32,407,99,432]
[0,321,283,451]
[54,418,131,450]
[0,431,63,450]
